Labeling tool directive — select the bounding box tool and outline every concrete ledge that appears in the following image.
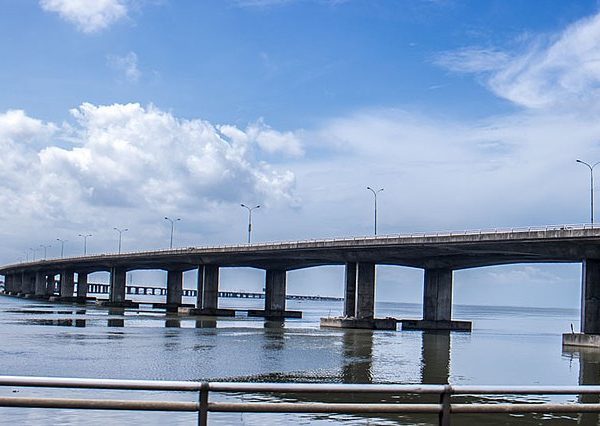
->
[401,319,472,332]
[248,309,302,319]
[563,333,600,348]
[185,308,237,317]
[320,316,398,330]
[96,300,140,308]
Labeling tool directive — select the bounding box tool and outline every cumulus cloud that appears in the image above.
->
[0,104,298,256]
[107,52,141,82]
[40,0,128,33]
[436,12,600,109]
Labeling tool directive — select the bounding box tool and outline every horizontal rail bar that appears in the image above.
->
[5,377,600,396]
[208,402,442,414]
[452,403,600,414]
[208,382,447,394]
[452,385,600,394]
[0,376,201,391]
[0,397,198,411]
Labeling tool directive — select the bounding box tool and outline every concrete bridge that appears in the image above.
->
[2,225,600,337]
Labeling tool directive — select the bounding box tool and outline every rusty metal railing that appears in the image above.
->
[2,376,600,425]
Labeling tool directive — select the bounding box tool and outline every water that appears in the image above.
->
[0,294,598,425]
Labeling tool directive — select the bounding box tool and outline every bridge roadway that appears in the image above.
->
[2,225,600,336]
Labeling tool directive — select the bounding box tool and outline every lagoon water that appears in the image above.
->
[0,293,598,425]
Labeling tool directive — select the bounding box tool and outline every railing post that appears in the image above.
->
[439,384,451,426]
[198,382,209,426]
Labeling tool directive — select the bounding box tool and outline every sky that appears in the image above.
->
[2,0,600,309]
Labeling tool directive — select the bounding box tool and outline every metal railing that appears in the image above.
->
[7,222,600,270]
[2,376,600,425]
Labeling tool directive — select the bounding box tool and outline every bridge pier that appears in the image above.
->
[165,270,183,312]
[564,260,600,347]
[249,269,302,319]
[46,274,56,297]
[60,271,75,298]
[21,272,35,296]
[401,268,471,331]
[76,272,90,302]
[98,267,138,308]
[321,262,396,330]
[34,272,47,298]
[188,265,235,316]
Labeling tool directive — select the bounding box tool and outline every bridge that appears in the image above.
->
[2,225,600,340]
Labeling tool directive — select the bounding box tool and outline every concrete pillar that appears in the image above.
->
[166,270,183,306]
[60,271,75,298]
[196,265,204,309]
[77,273,88,298]
[423,268,453,322]
[3,274,11,293]
[265,269,287,313]
[15,274,24,293]
[344,262,357,317]
[46,274,55,296]
[202,265,219,310]
[34,272,46,296]
[356,262,375,320]
[109,267,127,303]
[581,259,600,334]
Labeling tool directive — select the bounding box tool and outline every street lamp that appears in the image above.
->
[240,204,260,244]
[29,247,37,261]
[164,217,180,249]
[366,186,384,236]
[40,244,51,260]
[113,227,128,254]
[56,238,67,258]
[78,234,92,255]
[576,159,600,224]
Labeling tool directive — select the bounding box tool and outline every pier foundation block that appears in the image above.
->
[320,316,397,330]
[401,319,472,331]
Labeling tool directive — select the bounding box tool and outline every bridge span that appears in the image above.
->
[2,225,600,338]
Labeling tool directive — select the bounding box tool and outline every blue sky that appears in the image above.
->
[3,0,600,310]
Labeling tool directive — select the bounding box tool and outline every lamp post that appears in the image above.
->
[29,247,37,261]
[113,227,128,254]
[164,217,180,249]
[78,234,92,255]
[56,238,67,258]
[240,204,260,244]
[40,244,51,260]
[366,186,384,235]
[576,159,600,224]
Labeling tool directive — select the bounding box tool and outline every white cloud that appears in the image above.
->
[436,12,600,109]
[40,0,128,33]
[0,104,299,258]
[107,52,141,82]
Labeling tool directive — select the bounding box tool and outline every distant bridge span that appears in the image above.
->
[2,225,600,333]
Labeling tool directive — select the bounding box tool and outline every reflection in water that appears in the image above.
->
[421,331,450,385]
[165,318,181,328]
[342,329,373,384]
[107,308,124,327]
[564,346,600,425]
[195,319,217,328]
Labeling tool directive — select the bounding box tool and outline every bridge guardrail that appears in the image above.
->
[8,223,600,268]
[2,376,600,425]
